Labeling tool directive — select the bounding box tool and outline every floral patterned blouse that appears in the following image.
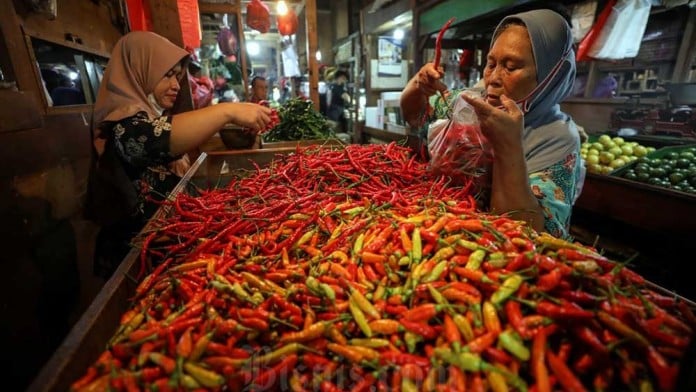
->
[101,111,182,218]
[427,91,582,239]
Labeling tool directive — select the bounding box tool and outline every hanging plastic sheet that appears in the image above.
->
[579,0,652,61]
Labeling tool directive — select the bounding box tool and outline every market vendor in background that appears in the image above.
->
[326,69,351,132]
[249,75,268,103]
[400,9,584,238]
[86,31,272,279]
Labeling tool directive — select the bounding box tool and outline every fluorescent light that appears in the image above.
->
[393,28,404,40]
[277,1,288,15]
[247,41,260,56]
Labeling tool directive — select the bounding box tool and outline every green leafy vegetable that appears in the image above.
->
[262,98,334,142]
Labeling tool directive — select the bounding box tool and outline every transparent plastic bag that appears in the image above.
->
[428,90,494,190]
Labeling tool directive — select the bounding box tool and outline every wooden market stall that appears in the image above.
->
[4,0,696,390]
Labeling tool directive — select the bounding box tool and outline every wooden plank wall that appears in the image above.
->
[0,1,124,390]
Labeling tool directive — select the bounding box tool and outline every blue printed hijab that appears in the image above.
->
[491,9,580,173]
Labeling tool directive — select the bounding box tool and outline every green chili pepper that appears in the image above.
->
[320,283,336,304]
[487,252,509,268]
[465,249,486,270]
[404,331,421,354]
[435,347,483,372]
[180,374,202,389]
[401,378,419,392]
[344,206,365,216]
[306,276,321,294]
[453,314,475,342]
[412,228,422,264]
[491,274,523,305]
[498,330,530,361]
[457,239,479,251]
[422,260,448,283]
[183,362,225,387]
[249,342,305,366]
[349,298,372,338]
[436,348,528,391]
[353,233,365,257]
[295,229,315,248]
[427,284,447,305]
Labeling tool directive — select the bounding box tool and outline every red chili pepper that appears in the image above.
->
[531,327,551,392]
[254,354,298,388]
[678,300,696,329]
[401,303,445,322]
[433,18,454,69]
[506,252,534,271]
[573,353,594,374]
[536,268,562,292]
[464,331,498,353]
[400,363,428,382]
[536,301,594,320]
[636,317,689,349]
[546,350,586,392]
[320,380,342,392]
[470,373,485,392]
[558,289,602,306]
[379,352,431,368]
[400,319,438,339]
[351,373,377,392]
[483,346,513,365]
[646,345,678,392]
[139,367,163,382]
[302,353,332,369]
[572,326,609,356]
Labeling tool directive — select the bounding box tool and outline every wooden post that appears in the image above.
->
[305,0,320,111]
[235,4,250,101]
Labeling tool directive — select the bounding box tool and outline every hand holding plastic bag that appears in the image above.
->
[428,90,494,190]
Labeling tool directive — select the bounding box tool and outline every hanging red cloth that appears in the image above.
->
[178,0,201,49]
[126,0,152,31]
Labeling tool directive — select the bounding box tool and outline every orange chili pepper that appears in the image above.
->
[361,251,388,264]
[368,319,401,335]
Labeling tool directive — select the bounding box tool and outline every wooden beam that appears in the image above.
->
[305,0,320,111]
[199,2,239,15]
[672,8,696,82]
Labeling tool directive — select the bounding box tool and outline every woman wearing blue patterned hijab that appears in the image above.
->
[401,9,584,237]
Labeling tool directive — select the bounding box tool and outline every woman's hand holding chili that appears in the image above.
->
[228,102,272,133]
[412,63,447,98]
[461,94,524,156]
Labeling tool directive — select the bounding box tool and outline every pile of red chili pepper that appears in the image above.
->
[71,143,695,391]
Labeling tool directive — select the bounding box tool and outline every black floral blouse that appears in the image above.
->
[102,111,182,219]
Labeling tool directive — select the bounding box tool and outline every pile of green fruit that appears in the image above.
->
[580,135,655,175]
[619,147,696,193]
